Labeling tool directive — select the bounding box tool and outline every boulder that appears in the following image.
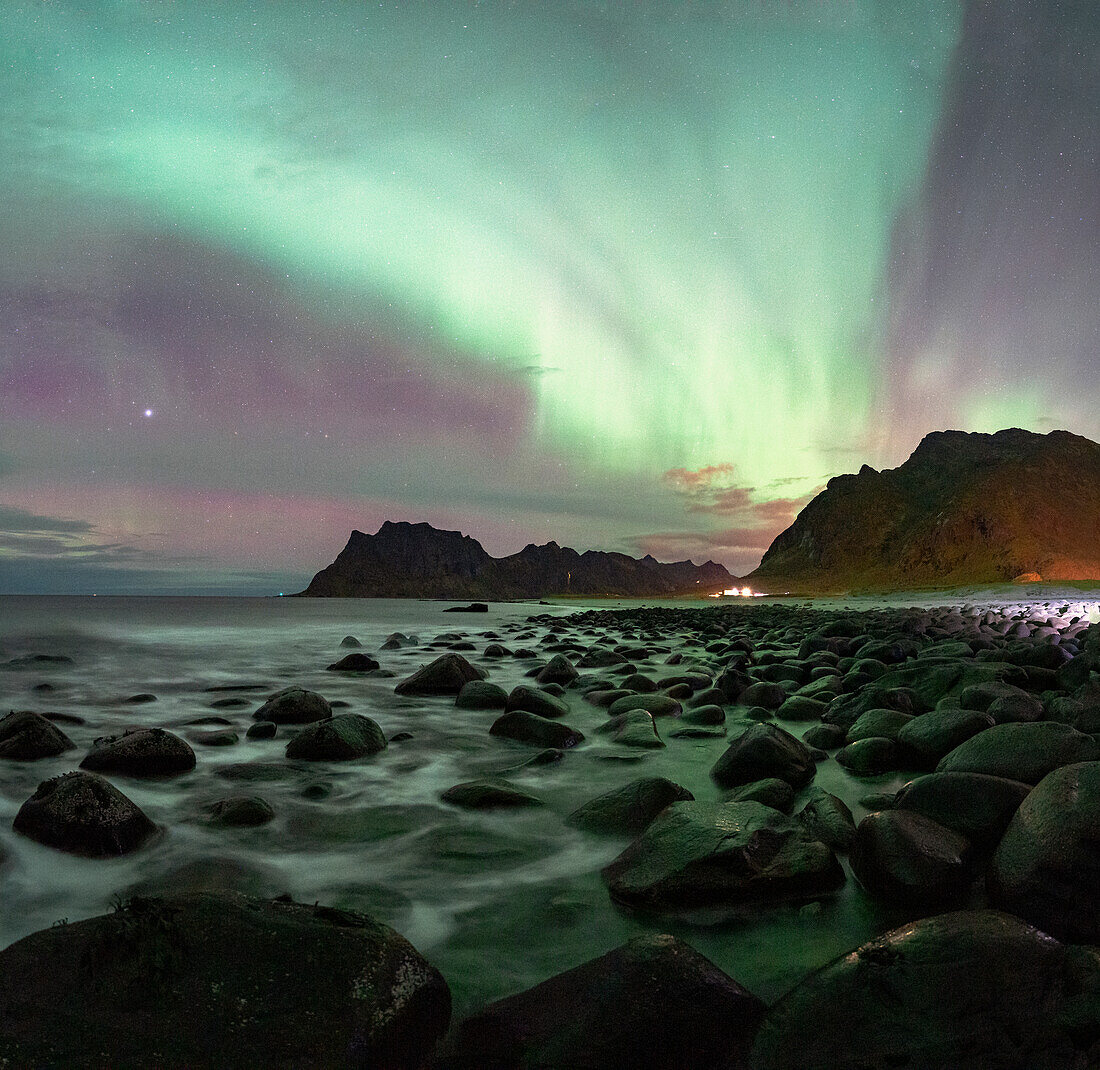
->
[682,703,725,726]
[13,771,157,856]
[0,892,450,1069]
[438,934,764,1070]
[724,778,795,812]
[489,711,584,749]
[206,795,275,827]
[326,652,380,672]
[775,696,827,722]
[602,801,844,918]
[802,724,846,750]
[738,681,787,710]
[846,708,914,743]
[895,707,994,764]
[595,710,665,749]
[850,810,974,909]
[710,723,816,790]
[893,772,1030,850]
[395,654,486,696]
[440,779,542,809]
[245,721,277,740]
[607,693,683,719]
[989,761,1100,943]
[284,714,386,761]
[797,789,856,852]
[936,721,1100,783]
[0,709,73,760]
[835,737,899,777]
[253,687,332,724]
[567,777,694,836]
[506,685,569,720]
[536,654,579,687]
[454,680,509,710]
[751,910,1087,1070]
[81,727,196,777]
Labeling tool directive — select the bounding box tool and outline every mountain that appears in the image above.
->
[297,521,734,598]
[750,428,1100,592]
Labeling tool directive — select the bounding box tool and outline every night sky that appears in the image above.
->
[1,1,1096,594]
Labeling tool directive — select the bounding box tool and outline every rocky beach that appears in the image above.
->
[2,592,1100,1067]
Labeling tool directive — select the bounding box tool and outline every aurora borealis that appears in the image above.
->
[1,2,1096,593]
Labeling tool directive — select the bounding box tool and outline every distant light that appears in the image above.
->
[741,586,753,597]
[143,408,153,417]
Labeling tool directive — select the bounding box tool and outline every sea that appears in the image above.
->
[1,592,1096,1017]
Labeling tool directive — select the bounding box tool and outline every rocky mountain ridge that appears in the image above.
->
[297,521,733,598]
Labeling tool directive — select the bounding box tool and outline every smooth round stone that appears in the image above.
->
[81,727,196,777]
[850,809,974,908]
[836,736,899,776]
[394,653,486,696]
[567,777,694,835]
[206,795,275,827]
[326,652,380,672]
[454,680,509,710]
[440,779,542,809]
[711,723,816,789]
[595,710,664,749]
[245,721,277,740]
[606,693,682,719]
[506,685,569,720]
[13,771,157,856]
[253,687,332,725]
[0,711,73,760]
[489,711,584,749]
[723,777,795,812]
[285,714,386,761]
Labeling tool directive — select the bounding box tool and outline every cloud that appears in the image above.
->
[0,504,93,536]
[629,488,820,574]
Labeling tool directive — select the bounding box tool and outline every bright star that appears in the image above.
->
[143,408,154,417]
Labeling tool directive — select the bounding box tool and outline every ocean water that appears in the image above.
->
[0,593,1095,1018]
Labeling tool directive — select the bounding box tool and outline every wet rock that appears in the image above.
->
[751,910,1086,1070]
[846,708,913,743]
[536,654,579,687]
[245,721,276,740]
[81,727,196,777]
[681,703,725,726]
[567,777,694,835]
[253,687,332,725]
[122,693,157,704]
[802,724,845,750]
[621,673,659,693]
[895,707,994,764]
[444,602,489,612]
[0,892,451,1069]
[577,647,627,668]
[438,933,764,1070]
[584,688,635,708]
[206,795,275,827]
[339,635,362,647]
[326,652,380,672]
[602,800,844,918]
[454,680,509,710]
[607,693,683,719]
[489,710,584,749]
[738,681,787,710]
[775,695,827,722]
[724,777,795,812]
[894,771,1030,851]
[506,685,569,719]
[284,714,386,761]
[595,710,665,748]
[440,779,542,809]
[188,728,239,747]
[937,720,1100,784]
[797,789,856,852]
[0,710,73,760]
[13,771,157,856]
[990,761,1100,943]
[711,723,816,789]
[836,736,899,777]
[380,632,418,650]
[850,809,974,909]
[395,653,486,696]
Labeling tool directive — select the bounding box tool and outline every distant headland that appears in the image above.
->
[296,521,735,598]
